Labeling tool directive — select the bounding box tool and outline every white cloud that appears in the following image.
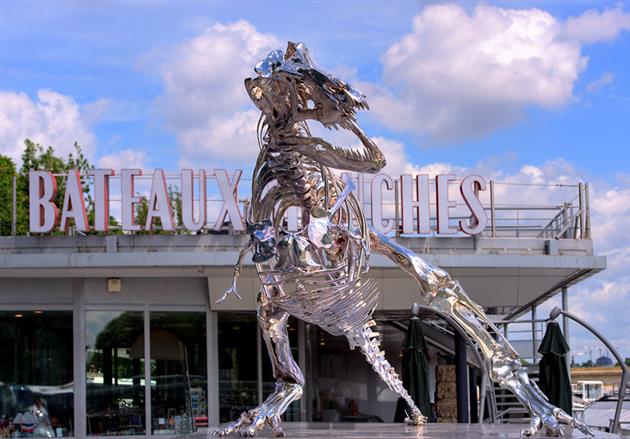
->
[381,142,630,357]
[97,149,146,170]
[563,5,630,44]
[586,72,615,93]
[83,98,142,124]
[0,89,97,163]
[365,3,629,144]
[155,20,279,164]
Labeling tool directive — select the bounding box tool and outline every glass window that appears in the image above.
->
[218,313,258,423]
[306,322,403,423]
[0,310,74,437]
[86,311,145,436]
[150,312,207,434]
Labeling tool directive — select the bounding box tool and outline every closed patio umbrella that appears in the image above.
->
[394,316,431,422]
[538,321,572,415]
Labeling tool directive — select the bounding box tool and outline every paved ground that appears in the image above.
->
[184,423,619,438]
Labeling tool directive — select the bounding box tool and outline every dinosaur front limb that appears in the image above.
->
[216,241,252,304]
[280,119,385,174]
[369,229,592,436]
[214,291,304,437]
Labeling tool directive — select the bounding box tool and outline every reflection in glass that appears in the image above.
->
[307,322,403,423]
[86,311,145,436]
[218,313,258,423]
[150,312,207,434]
[0,310,74,437]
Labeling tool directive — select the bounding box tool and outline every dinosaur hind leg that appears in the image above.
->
[346,322,428,425]
[369,229,592,437]
[214,290,303,438]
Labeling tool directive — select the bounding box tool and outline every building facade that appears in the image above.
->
[0,171,605,437]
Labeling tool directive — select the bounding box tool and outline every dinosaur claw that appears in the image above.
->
[216,286,241,304]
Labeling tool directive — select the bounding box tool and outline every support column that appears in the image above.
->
[305,324,314,422]
[455,331,469,423]
[531,305,537,363]
[297,320,307,421]
[256,324,263,404]
[468,368,478,423]
[144,308,151,437]
[72,279,86,438]
[207,310,219,427]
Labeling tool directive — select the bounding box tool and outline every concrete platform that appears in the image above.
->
[189,423,619,438]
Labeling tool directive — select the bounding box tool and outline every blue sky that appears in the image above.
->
[1,1,629,361]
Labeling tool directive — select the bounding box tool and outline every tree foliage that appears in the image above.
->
[0,156,19,235]
[1,139,95,235]
[1,139,183,235]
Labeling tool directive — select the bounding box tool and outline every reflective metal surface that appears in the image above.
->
[214,42,592,438]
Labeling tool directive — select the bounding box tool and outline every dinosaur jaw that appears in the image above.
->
[320,117,386,174]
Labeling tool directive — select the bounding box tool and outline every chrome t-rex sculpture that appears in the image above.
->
[214,42,591,438]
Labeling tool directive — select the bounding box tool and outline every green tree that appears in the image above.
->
[0,156,20,235]
[134,185,182,234]
[6,139,95,235]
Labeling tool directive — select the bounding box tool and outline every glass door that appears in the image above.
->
[85,311,145,436]
[149,311,207,435]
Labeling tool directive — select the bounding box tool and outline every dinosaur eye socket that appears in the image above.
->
[252,86,263,100]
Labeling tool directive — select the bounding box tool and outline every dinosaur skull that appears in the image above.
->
[245,41,369,132]
[245,42,385,174]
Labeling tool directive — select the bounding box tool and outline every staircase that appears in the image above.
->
[493,365,539,424]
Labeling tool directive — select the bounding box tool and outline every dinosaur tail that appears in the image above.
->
[347,321,423,419]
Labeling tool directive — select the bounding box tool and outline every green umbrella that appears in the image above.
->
[538,321,572,415]
[394,316,431,422]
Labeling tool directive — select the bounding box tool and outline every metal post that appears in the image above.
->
[490,180,496,237]
[561,287,569,346]
[455,331,470,423]
[578,183,584,239]
[394,179,400,237]
[561,287,571,373]
[11,175,17,236]
[531,305,537,363]
[584,183,591,239]
[561,203,569,239]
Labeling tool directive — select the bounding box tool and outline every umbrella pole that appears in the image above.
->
[550,307,629,434]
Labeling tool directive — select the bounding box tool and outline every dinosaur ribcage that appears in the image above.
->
[259,255,380,336]
[250,146,378,335]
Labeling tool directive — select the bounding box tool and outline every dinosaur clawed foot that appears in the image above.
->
[520,408,593,437]
[213,410,284,437]
[213,382,302,437]
[404,409,428,425]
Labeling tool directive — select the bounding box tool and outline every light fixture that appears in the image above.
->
[34,310,43,315]
[107,278,122,293]
[15,313,23,318]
